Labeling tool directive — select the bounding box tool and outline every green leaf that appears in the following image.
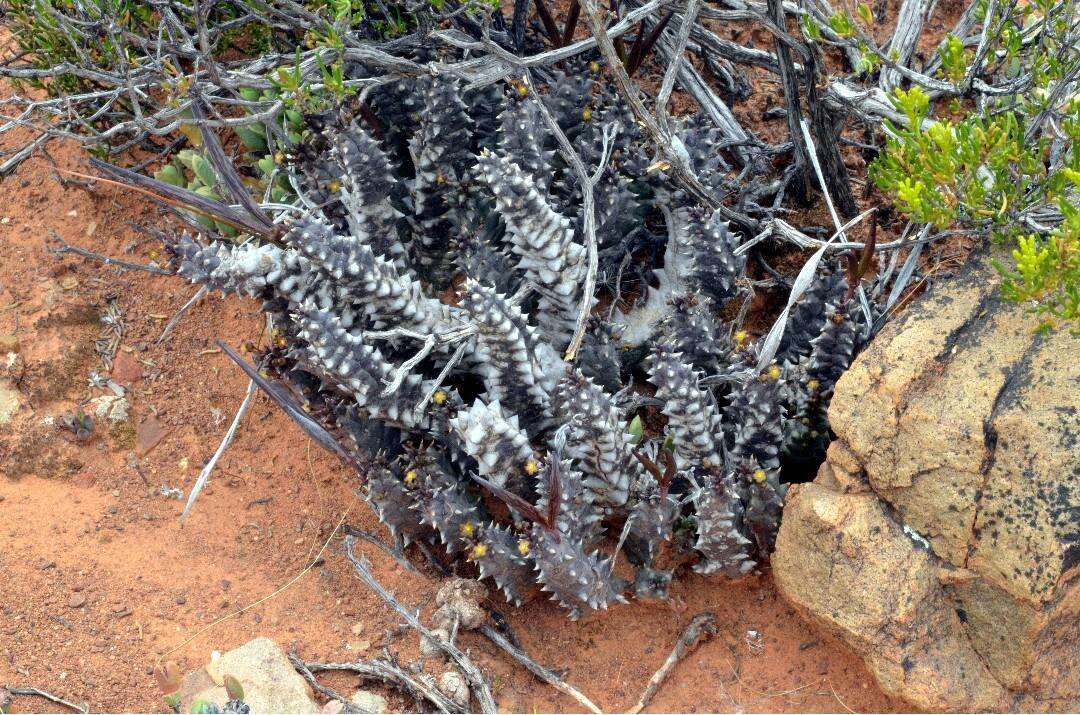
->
[827,10,856,38]
[191,154,217,189]
[801,15,823,41]
[234,125,268,152]
[627,415,644,444]
[154,163,185,187]
[224,675,245,701]
[856,3,873,25]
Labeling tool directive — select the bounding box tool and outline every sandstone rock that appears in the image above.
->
[438,670,469,709]
[775,484,1009,711]
[89,395,130,424]
[348,689,388,714]
[774,248,1078,712]
[0,385,19,425]
[178,637,317,713]
[110,350,142,385]
[136,415,169,456]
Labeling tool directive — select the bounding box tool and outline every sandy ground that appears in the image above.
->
[0,40,917,712]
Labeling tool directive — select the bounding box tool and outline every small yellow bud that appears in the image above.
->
[517,539,531,556]
[432,390,447,405]
[753,469,767,484]
[589,61,600,73]
[767,364,782,381]
[734,330,748,346]
[459,521,475,537]
[404,469,418,486]
[516,84,529,97]
[274,152,285,165]
[807,378,820,392]
[524,460,539,476]
[469,543,489,559]
[328,179,341,193]
[582,107,593,122]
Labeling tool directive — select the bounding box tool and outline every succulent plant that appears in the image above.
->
[149,65,870,620]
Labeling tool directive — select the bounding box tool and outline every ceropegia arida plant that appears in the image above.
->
[99,61,877,620]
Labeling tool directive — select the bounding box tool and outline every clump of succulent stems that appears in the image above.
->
[88,52,884,619]
[27,0,1063,618]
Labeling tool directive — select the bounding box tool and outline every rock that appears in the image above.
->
[0,385,19,425]
[136,415,169,456]
[89,395,130,424]
[110,351,142,385]
[0,335,19,353]
[348,689,388,714]
[438,670,469,708]
[433,578,488,631]
[773,248,1078,712]
[67,593,86,608]
[176,637,318,713]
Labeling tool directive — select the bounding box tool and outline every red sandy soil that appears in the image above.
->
[0,79,907,715]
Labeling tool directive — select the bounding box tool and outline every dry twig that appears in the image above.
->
[343,536,498,714]
[627,612,718,714]
[478,625,604,714]
[3,686,87,714]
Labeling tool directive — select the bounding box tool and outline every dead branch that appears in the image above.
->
[48,230,172,276]
[180,375,259,522]
[342,525,423,576]
[478,625,604,715]
[766,0,813,203]
[289,651,462,714]
[3,686,87,714]
[627,612,718,714]
[157,285,209,344]
[289,654,364,713]
[879,0,934,93]
[343,536,498,714]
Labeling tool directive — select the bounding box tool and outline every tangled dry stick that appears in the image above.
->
[627,612,719,713]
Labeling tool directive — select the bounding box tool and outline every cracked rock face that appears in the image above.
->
[773,247,1078,713]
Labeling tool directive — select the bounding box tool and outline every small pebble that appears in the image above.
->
[67,594,86,608]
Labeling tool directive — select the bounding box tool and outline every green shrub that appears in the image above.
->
[868,0,1078,331]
